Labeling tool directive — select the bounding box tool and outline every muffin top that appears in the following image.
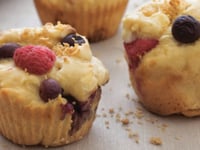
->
[123,0,200,67]
[0,23,109,103]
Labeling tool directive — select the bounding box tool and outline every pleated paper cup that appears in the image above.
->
[0,88,101,147]
[34,0,128,42]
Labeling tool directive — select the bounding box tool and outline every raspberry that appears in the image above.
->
[124,39,158,71]
[14,45,56,75]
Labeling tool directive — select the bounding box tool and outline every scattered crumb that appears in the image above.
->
[102,113,107,118]
[105,121,109,125]
[145,118,158,124]
[150,137,162,146]
[125,111,134,116]
[160,124,169,132]
[115,58,122,64]
[109,108,115,114]
[129,131,139,143]
[134,109,144,119]
[125,93,131,100]
[97,98,169,147]
[115,113,121,122]
[121,118,130,125]
[105,121,110,129]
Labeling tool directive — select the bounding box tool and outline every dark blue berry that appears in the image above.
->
[61,34,85,46]
[39,78,62,102]
[61,34,75,46]
[74,35,85,45]
[172,15,200,43]
[0,43,21,58]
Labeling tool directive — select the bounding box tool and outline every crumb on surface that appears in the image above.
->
[121,118,130,125]
[109,108,115,114]
[105,121,110,129]
[102,113,107,118]
[125,93,131,100]
[134,109,144,119]
[129,131,139,143]
[150,137,162,146]
[115,58,122,64]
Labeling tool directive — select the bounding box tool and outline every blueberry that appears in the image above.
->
[39,78,62,102]
[74,35,85,45]
[61,34,75,46]
[172,15,200,43]
[0,43,21,58]
[60,103,74,120]
[61,34,85,46]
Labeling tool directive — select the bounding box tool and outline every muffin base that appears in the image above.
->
[128,60,200,117]
[0,88,101,147]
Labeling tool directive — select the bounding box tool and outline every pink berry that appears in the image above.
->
[14,45,56,75]
[124,39,158,71]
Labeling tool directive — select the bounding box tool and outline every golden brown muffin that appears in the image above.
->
[0,23,109,146]
[34,0,128,42]
[122,0,200,117]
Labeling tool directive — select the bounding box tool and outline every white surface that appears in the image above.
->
[0,0,199,150]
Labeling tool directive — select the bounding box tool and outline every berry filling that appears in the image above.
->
[124,39,158,71]
[62,89,100,135]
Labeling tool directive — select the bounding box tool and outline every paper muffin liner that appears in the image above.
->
[0,88,101,147]
[34,0,128,42]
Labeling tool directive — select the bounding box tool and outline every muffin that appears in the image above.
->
[34,0,128,42]
[0,23,109,146]
[122,0,200,117]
